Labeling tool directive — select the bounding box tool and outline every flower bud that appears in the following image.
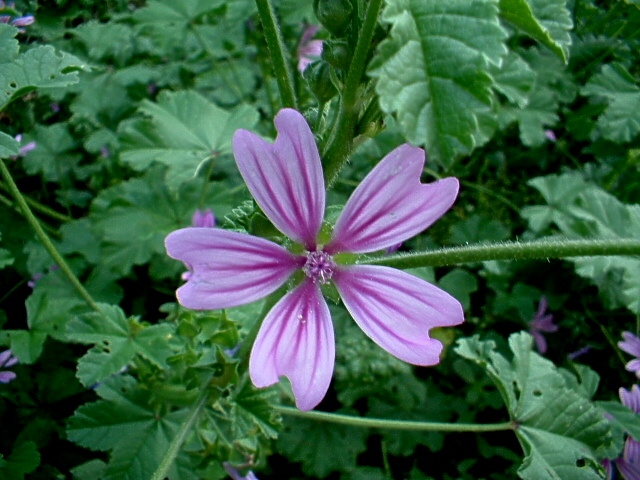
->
[313,0,353,37]
[322,40,351,71]
[304,61,337,103]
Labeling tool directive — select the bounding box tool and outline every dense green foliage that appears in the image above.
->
[0,0,639,479]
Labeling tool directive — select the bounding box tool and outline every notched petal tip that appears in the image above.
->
[249,280,335,411]
[328,144,459,254]
[333,265,464,366]
[232,109,325,248]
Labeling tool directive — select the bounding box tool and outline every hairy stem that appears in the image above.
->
[150,385,210,480]
[323,0,383,185]
[254,0,298,109]
[0,159,100,311]
[366,238,640,269]
[275,406,515,433]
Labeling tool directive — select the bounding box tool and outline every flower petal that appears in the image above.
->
[333,265,464,366]
[0,371,16,383]
[620,331,640,357]
[326,144,459,254]
[233,109,325,249]
[165,228,302,310]
[250,279,334,411]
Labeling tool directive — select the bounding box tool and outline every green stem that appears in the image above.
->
[0,183,72,222]
[366,238,640,269]
[254,0,298,109]
[275,406,515,433]
[0,159,100,312]
[323,0,383,185]
[150,385,210,480]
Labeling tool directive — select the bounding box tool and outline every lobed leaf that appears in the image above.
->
[0,45,88,110]
[524,173,640,313]
[66,304,176,387]
[0,130,19,157]
[370,0,508,166]
[456,332,617,479]
[581,63,640,143]
[119,91,258,190]
[499,0,573,62]
[67,375,192,480]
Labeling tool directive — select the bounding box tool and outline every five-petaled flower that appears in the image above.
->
[528,296,557,354]
[165,109,464,411]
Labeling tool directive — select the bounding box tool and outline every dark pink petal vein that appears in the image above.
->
[326,144,459,254]
[165,228,302,310]
[250,279,334,411]
[233,109,325,250]
[333,265,464,366]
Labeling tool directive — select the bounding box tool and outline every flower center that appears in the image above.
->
[303,250,336,284]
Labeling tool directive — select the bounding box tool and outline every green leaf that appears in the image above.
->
[0,45,88,110]
[0,24,20,63]
[456,332,617,479]
[21,123,80,182]
[524,173,640,313]
[66,304,176,387]
[598,400,640,441]
[277,416,368,478]
[133,0,223,24]
[0,441,40,480]
[119,90,259,190]
[499,0,573,62]
[4,330,48,364]
[490,51,537,108]
[499,84,559,146]
[370,0,508,166]
[438,268,479,311]
[67,375,191,480]
[0,130,19,157]
[71,21,136,63]
[91,168,244,276]
[581,63,640,143]
[231,381,280,440]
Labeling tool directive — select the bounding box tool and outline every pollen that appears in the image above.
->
[303,250,336,284]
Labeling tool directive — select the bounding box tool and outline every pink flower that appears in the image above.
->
[620,332,640,378]
[297,25,323,73]
[11,134,36,159]
[165,109,463,411]
[191,208,216,228]
[528,296,557,354]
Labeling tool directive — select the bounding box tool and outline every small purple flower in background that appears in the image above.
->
[297,25,323,73]
[0,2,34,32]
[544,130,557,142]
[528,296,557,354]
[27,264,59,289]
[10,134,36,159]
[223,462,259,480]
[568,345,592,361]
[181,209,216,281]
[0,349,18,383]
[166,109,464,411]
[620,332,640,378]
[192,208,216,228]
